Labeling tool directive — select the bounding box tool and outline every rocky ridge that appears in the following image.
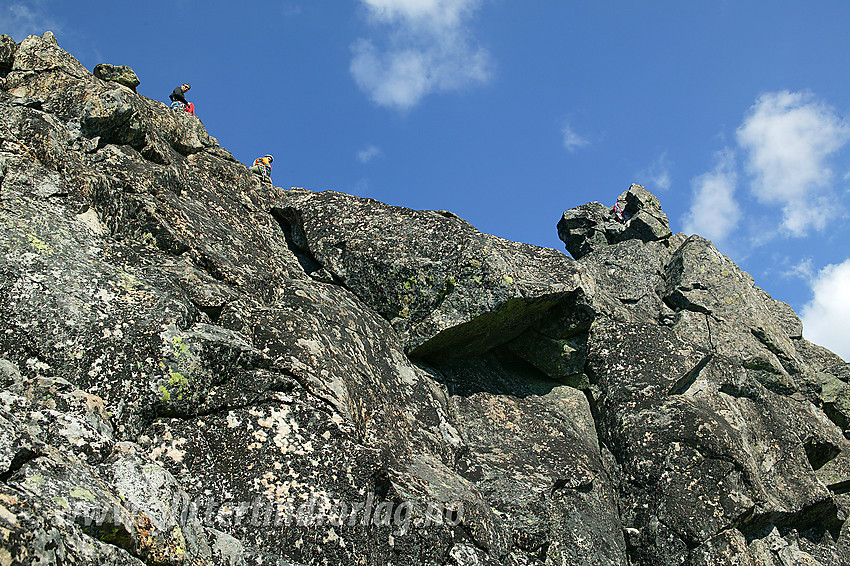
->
[1,32,850,566]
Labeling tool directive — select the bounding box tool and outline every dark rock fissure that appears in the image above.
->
[662,292,712,315]
[551,476,593,494]
[425,347,560,398]
[737,500,844,547]
[823,403,850,435]
[659,516,700,551]
[76,519,139,562]
[583,387,621,466]
[193,301,225,323]
[668,353,713,396]
[705,312,717,353]
[158,387,294,421]
[803,438,841,471]
[828,479,850,495]
[192,251,227,281]
[751,327,800,376]
[0,448,42,482]
[270,207,345,285]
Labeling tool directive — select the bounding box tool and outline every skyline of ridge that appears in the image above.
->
[2,0,848,359]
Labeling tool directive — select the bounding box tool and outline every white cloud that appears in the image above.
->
[351,0,493,111]
[357,145,382,163]
[782,257,814,280]
[359,0,471,29]
[736,91,850,236]
[638,152,672,191]
[682,149,741,242]
[0,3,61,41]
[800,258,850,361]
[562,123,589,152]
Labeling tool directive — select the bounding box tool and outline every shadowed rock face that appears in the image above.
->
[1,32,849,566]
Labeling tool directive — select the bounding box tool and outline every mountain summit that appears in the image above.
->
[2,32,849,566]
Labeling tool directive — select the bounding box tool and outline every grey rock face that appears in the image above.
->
[560,188,850,565]
[274,191,588,358]
[1,32,849,566]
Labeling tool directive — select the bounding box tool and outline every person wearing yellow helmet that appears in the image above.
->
[249,154,273,180]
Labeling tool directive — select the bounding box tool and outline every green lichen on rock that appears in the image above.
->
[506,329,589,384]
[157,384,171,402]
[69,486,96,501]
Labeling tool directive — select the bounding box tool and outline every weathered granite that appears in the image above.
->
[1,31,849,566]
[93,63,141,91]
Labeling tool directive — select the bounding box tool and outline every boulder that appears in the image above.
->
[587,321,845,563]
[93,63,141,91]
[428,354,627,564]
[10,31,88,78]
[661,235,804,390]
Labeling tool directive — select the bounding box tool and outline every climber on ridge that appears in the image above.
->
[169,83,191,110]
[613,195,628,223]
[249,154,273,180]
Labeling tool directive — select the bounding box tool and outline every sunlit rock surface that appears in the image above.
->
[1,32,849,566]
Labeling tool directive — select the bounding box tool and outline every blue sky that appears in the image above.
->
[3,1,849,360]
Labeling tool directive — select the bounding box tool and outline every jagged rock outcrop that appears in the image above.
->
[559,185,850,565]
[93,63,141,91]
[557,184,672,261]
[1,32,849,566]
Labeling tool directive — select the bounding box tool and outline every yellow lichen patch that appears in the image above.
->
[27,234,52,255]
[171,336,190,357]
[158,385,171,402]
[21,474,43,490]
[168,370,189,388]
